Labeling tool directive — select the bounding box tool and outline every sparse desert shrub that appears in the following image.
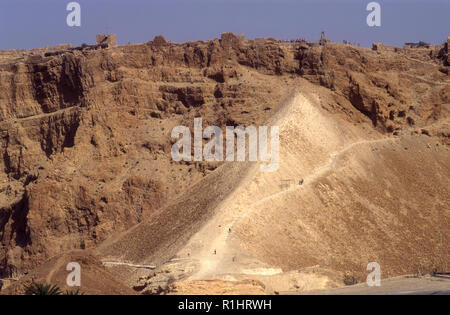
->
[343,274,358,286]
[63,288,84,295]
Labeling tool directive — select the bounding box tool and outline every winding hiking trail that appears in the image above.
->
[189,137,398,279]
[177,92,401,280]
[102,261,156,269]
[96,88,448,289]
[250,138,397,209]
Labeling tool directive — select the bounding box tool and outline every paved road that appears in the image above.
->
[295,276,450,295]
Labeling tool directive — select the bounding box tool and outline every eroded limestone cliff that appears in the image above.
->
[0,33,448,286]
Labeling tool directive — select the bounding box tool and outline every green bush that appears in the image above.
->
[25,283,62,295]
[63,288,84,295]
[25,282,84,295]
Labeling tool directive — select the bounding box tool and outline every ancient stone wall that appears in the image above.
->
[372,43,400,53]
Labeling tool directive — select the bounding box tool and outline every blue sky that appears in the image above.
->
[0,0,449,50]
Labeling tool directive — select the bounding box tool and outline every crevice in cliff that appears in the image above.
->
[0,192,30,278]
[40,110,82,158]
[30,54,86,115]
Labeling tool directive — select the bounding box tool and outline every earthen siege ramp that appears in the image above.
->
[97,80,449,293]
[0,33,448,293]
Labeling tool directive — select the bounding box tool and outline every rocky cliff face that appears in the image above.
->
[297,42,449,134]
[0,33,448,280]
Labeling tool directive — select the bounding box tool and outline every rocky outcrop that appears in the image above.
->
[0,33,448,279]
[296,42,449,133]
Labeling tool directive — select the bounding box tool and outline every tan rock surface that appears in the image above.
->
[0,33,448,294]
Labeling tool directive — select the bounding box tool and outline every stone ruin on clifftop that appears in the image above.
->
[96,34,118,48]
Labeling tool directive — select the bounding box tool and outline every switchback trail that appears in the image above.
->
[191,135,399,279]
